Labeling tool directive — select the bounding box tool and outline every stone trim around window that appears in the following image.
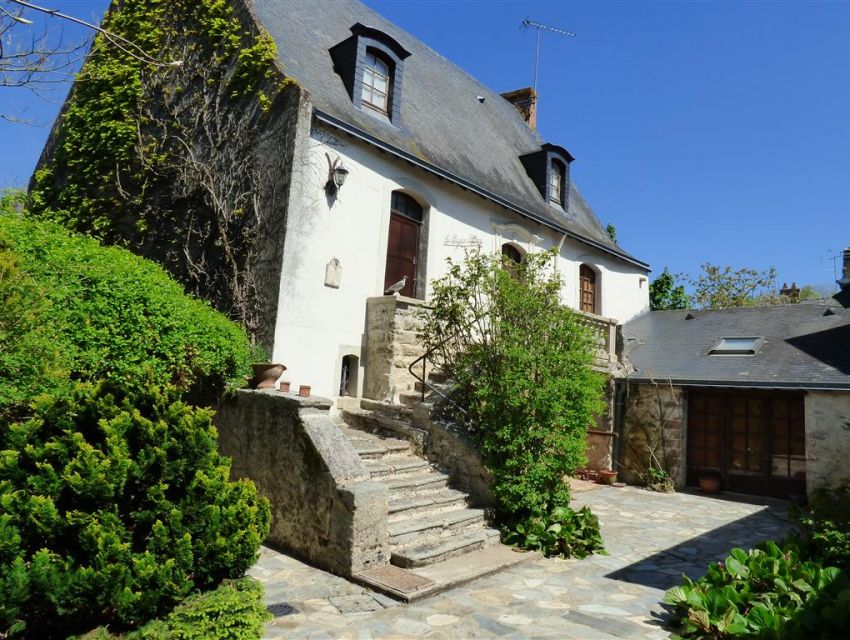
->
[330,23,411,125]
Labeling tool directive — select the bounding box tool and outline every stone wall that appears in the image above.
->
[216,389,388,576]
[363,295,429,403]
[618,382,686,488]
[805,391,850,495]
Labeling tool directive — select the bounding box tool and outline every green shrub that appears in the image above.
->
[503,505,605,558]
[131,578,271,640]
[791,484,850,572]
[665,542,850,639]
[420,249,606,555]
[0,206,256,408]
[0,382,271,638]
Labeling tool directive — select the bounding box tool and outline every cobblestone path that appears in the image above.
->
[250,484,791,639]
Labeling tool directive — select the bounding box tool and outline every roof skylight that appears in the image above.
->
[709,337,762,355]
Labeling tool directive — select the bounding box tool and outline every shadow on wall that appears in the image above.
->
[605,497,792,592]
[786,324,850,375]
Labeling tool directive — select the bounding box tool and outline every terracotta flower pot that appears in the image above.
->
[251,363,286,389]
[279,381,291,393]
[598,470,618,485]
[699,475,722,494]
[298,385,311,397]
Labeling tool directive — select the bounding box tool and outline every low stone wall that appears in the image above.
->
[411,405,495,508]
[618,382,686,488]
[363,295,429,403]
[805,391,850,495]
[216,389,388,576]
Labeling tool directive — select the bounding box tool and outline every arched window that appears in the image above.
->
[501,243,524,265]
[580,264,598,314]
[339,354,359,397]
[361,49,392,115]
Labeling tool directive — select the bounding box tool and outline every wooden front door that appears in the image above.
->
[384,212,419,298]
[687,390,806,498]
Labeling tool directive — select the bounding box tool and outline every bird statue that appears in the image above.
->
[384,275,407,296]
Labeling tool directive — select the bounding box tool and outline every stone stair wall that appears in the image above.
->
[215,389,389,577]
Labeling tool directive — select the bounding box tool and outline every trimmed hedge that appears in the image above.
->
[0,382,270,638]
[0,203,256,409]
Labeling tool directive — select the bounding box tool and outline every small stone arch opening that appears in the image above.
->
[339,354,359,397]
[501,242,525,264]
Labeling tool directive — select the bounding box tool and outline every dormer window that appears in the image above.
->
[329,23,411,124]
[519,143,574,210]
[549,160,565,206]
[361,50,391,115]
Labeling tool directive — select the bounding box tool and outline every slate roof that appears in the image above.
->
[249,0,647,270]
[622,303,850,390]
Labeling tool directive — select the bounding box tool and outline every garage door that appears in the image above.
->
[687,390,806,499]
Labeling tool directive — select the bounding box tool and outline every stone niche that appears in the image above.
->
[363,295,429,403]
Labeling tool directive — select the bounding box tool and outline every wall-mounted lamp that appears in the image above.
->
[325,153,349,196]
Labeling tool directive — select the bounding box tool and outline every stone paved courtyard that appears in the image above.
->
[249,484,792,639]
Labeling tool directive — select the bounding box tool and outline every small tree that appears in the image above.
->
[687,263,777,309]
[650,268,690,310]
[420,249,605,556]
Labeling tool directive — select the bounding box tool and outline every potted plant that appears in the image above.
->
[598,469,618,485]
[699,473,722,494]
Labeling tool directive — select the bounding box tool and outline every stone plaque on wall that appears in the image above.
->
[325,258,341,289]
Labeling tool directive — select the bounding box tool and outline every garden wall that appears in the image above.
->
[216,389,389,576]
[805,390,850,495]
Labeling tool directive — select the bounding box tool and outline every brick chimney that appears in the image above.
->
[501,87,537,129]
[779,282,800,302]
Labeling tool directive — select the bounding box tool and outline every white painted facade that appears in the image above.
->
[272,123,649,398]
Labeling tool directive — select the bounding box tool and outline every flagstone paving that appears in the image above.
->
[249,484,792,639]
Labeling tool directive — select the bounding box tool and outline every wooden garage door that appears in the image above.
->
[687,390,806,499]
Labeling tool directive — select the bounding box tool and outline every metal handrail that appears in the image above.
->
[407,330,470,422]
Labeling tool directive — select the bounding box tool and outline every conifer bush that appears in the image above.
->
[0,381,270,638]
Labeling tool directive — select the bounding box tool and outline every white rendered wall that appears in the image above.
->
[272,123,649,398]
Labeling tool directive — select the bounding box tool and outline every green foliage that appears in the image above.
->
[129,578,271,640]
[30,0,281,237]
[666,542,850,639]
[791,484,850,572]
[0,207,255,408]
[503,505,605,558]
[420,249,605,556]
[644,466,675,492]
[0,382,271,638]
[605,223,617,243]
[686,263,778,309]
[649,268,690,310]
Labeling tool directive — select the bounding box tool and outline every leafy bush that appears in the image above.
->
[791,484,850,572]
[665,542,850,639]
[0,205,256,408]
[644,466,675,493]
[503,505,605,558]
[420,249,606,555]
[0,382,271,638]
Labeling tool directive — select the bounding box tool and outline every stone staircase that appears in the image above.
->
[336,404,501,569]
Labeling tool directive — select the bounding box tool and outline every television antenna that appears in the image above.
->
[521,18,576,93]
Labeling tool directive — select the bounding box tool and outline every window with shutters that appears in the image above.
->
[579,264,598,314]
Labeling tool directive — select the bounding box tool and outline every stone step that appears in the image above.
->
[337,425,411,459]
[384,471,449,493]
[364,456,430,478]
[391,528,501,569]
[427,370,450,384]
[359,398,413,421]
[388,508,487,547]
[341,409,421,447]
[398,391,423,408]
[388,488,469,520]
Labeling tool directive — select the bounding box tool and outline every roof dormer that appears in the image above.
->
[519,143,574,211]
[329,23,411,124]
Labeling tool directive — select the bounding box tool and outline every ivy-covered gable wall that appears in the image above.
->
[30,0,307,351]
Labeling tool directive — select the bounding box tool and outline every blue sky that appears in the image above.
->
[1,1,848,290]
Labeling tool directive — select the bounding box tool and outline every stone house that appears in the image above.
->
[617,252,850,499]
[229,0,651,400]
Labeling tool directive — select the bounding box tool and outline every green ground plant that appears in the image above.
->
[419,249,606,557]
[0,382,271,638]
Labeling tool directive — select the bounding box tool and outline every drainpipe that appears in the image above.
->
[554,233,568,276]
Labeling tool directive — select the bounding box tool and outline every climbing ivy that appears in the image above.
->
[29,0,281,242]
